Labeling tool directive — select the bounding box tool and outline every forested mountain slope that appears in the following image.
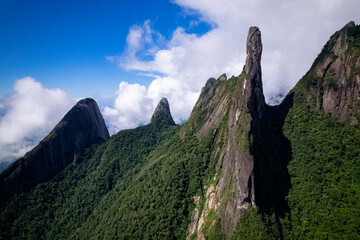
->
[279,21,360,239]
[0,22,359,240]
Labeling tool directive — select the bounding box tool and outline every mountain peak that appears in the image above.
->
[150,97,175,125]
[333,21,355,56]
[61,98,110,141]
[243,26,265,119]
[0,98,109,200]
[218,73,227,81]
[309,21,360,124]
[244,26,262,75]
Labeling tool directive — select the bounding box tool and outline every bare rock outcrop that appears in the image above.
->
[0,98,109,201]
[244,27,265,119]
[187,27,266,238]
[217,26,265,235]
[313,21,360,124]
[187,22,359,239]
[194,74,230,139]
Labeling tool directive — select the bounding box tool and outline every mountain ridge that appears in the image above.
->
[0,22,359,240]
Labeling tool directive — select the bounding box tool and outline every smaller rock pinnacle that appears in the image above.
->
[151,98,175,125]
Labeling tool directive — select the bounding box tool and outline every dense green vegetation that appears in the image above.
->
[0,94,230,239]
[0,117,179,239]
[2,72,359,239]
[1,24,359,240]
[282,98,360,239]
[232,207,278,240]
[323,69,338,89]
[233,24,360,239]
[202,209,225,240]
[347,25,360,57]
[233,73,360,239]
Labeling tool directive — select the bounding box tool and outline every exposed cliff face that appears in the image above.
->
[186,26,266,238]
[151,97,176,125]
[244,27,265,119]
[310,21,360,124]
[187,21,360,239]
[195,74,229,139]
[217,26,265,235]
[0,98,109,201]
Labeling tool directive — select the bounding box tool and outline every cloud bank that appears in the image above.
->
[0,77,74,163]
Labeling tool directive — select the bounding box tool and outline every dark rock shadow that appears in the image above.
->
[250,92,294,236]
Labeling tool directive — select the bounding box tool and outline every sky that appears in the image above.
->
[0,0,359,163]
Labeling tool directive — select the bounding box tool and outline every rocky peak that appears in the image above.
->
[311,21,360,124]
[333,21,355,56]
[215,26,265,235]
[187,26,267,237]
[66,98,110,141]
[244,27,262,75]
[0,98,109,201]
[203,77,217,92]
[194,74,227,110]
[243,26,265,119]
[150,98,175,125]
[218,73,227,81]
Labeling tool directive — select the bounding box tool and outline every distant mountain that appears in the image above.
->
[151,97,176,125]
[0,22,359,240]
[0,98,109,202]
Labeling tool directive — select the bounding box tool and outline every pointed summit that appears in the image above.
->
[216,26,266,234]
[0,98,109,200]
[243,26,265,119]
[151,98,175,125]
[218,73,227,81]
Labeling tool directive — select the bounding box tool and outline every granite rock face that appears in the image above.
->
[187,26,266,238]
[217,26,265,235]
[195,74,229,139]
[313,21,360,124]
[0,98,109,200]
[244,27,265,119]
[197,77,217,108]
[187,22,360,238]
[150,97,176,125]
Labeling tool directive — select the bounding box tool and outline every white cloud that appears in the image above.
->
[122,20,165,60]
[174,0,360,97]
[103,77,198,134]
[103,81,153,132]
[0,77,74,163]
[105,0,360,132]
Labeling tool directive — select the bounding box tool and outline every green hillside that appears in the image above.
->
[0,115,180,239]
[0,23,359,240]
[282,94,360,239]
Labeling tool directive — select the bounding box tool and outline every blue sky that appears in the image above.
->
[0,0,359,164]
[0,0,210,98]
